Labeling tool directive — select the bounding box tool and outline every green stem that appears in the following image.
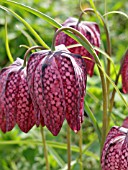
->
[78,128,83,170]
[77,8,110,149]
[40,126,50,170]
[5,16,14,63]
[23,46,46,67]
[67,125,71,170]
[78,8,111,102]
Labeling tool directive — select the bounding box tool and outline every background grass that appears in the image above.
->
[0,0,128,169]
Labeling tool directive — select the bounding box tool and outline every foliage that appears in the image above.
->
[0,0,127,170]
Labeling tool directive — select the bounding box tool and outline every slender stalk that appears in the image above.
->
[23,46,46,67]
[76,8,111,149]
[67,125,71,170]
[78,128,83,170]
[5,16,14,63]
[40,126,50,170]
[77,8,111,103]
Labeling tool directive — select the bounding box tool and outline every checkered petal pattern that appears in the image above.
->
[27,45,87,135]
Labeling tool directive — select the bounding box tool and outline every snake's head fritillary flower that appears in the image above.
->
[101,117,128,170]
[55,17,100,77]
[27,45,87,136]
[0,58,35,133]
[121,50,128,94]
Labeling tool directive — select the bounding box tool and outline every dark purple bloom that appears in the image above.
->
[27,45,87,136]
[55,17,100,77]
[101,117,128,170]
[0,58,35,133]
[121,50,128,93]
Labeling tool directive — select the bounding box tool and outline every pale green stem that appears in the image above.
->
[78,128,83,170]
[5,16,14,63]
[23,46,46,67]
[67,125,71,170]
[78,8,111,104]
[40,126,50,170]
[77,8,111,149]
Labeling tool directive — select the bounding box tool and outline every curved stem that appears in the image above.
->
[78,128,83,170]
[67,125,71,170]
[79,8,111,101]
[5,16,14,63]
[52,26,108,150]
[23,46,45,67]
[77,8,111,148]
[40,126,50,170]
[52,26,94,53]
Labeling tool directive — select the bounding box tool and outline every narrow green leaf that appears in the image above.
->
[0,0,61,28]
[104,11,128,19]
[4,16,14,63]
[0,0,98,58]
[84,102,101,143]
[96,63,128,109]
[16,25,37,47]
[0,5,49,49]
[89,0,103,25]
[48,146,65,168]
[84,150,99,160]
[94,46,117,75]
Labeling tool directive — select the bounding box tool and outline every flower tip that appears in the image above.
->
[122,117,128,128]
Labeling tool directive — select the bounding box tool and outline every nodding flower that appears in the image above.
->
[101,117,128,170]
[27,45,87,136]
[0,58,35,133]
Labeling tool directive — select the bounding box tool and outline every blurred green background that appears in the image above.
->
[0,0,128,170]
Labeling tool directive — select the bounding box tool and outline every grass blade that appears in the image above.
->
[0,5,49,49]
[5,16,14,63]
[84,102,101,143]
[104,11,128,19]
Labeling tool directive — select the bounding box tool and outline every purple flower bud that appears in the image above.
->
[0,58,35,133]
[55,17,100,77]
[27,45,87,136]
[121,50,128,93]
[101,117,128,170]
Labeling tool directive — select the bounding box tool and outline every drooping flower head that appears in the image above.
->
[121,50,128,93]
[27,45,87,136]
[101,117,128,170]
[55,17,100,77]
[0,58,35,133]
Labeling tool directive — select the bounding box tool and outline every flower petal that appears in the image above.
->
[27,51,48,126]
[55,52,86,133]
[16,68,35,133]
[40,55,66,136]
[121,51,128,93]
[0,58,23,132]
